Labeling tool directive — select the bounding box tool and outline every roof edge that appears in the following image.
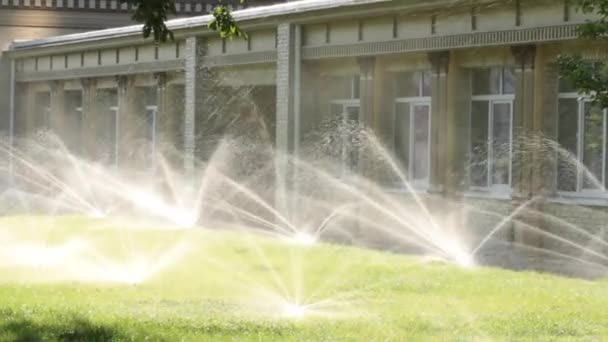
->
[10,0,389,51]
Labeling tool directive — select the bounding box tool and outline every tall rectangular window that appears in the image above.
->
[34,91,51,131]
[65,90,83,154]
[393,71,432,187]
[557,80,608,194]
[142,87,158,170]
[330,75,361,173]
[97,89,119,166]
[469,67,514,192]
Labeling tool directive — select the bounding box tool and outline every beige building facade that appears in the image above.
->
[2,0,608,263]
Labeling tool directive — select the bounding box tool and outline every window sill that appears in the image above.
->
[550,192,608,207]
[385,185,430,194]
[464,188,512,201]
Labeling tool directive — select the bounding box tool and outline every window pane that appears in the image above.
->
[394,71,420,98]
[502,67,515,95]
[559,77,577,93]
[413,104,430,180]
[331,103,343,117]
[470,101,489,187]
[345,106,360,170]
[351,76,360,99]
[97,89,118,164]
[557,98,579,192]
[472,68,501,95]
[142,87,157,106]
[394,103,410,173]
[492,102,511,186]
[582,103,604,190]
[421,71,432,97]
[145,108,157,166]
[34,92,51,130]
[606,116,608,189]
[99,109,117,164]
[65,90,83,154]
[346,106,359,123]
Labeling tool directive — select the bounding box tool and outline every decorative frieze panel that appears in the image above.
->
[302,24,579,60]
[200,50,277,67]
[16,59,184,82]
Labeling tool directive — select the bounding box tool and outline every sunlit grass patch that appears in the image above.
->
[0,216,607,341]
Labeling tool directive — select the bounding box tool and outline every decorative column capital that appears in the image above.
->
[154,72,168,90]
[357,56,376,77]
[80,78,96,89]
[428,51,450,75]
[511,44,537,70]
[50,80,64,94]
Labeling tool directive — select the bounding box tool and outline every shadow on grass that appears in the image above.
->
[1,317,118,342]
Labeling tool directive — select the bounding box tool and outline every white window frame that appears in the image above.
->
[145,105,159,171]
[393,96,432,189]
[556,93,608,199]
[469,69,515,197]
[329,99,361,175]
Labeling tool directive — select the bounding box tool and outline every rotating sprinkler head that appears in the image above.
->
[282,303,306,319]
[292,232,317,246]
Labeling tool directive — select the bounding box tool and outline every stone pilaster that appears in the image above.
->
[275,23,301,156]
[117,75,138,167]
[511,44,543,248]
[445,51,470,195]
[275,23,301,218]
[183,36,206,174]
[155,72,169,151]
[532,45,560,197]
[80,78,97,159]
[49,80,65,140]
[511,44,537,198]
[428,51,450,193]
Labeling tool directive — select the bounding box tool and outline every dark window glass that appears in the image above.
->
[421,71,432,97]
[394,71,420,98]
[97,89,118,164]
[145,107,157,167]
[34,92,51,130]
[502,67,515,95]
[557,98,579,192]
[471,101,489,186]
[492,102,511,185]
[394,102,410,172]
[345,106,360,170]
[331,103,343,117]
[413,104,430,180]
[605,116,608,189]
[582,102,605,190]
[351,76,360,99]
[472,68,501,95]
[559,77,577,93]
[64,90,83,154]
[142,87,157,106]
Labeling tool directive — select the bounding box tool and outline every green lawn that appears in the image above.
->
[0,216,607,341]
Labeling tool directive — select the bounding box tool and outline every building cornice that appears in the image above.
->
[0,0,247,15]
[6,0,477,55]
